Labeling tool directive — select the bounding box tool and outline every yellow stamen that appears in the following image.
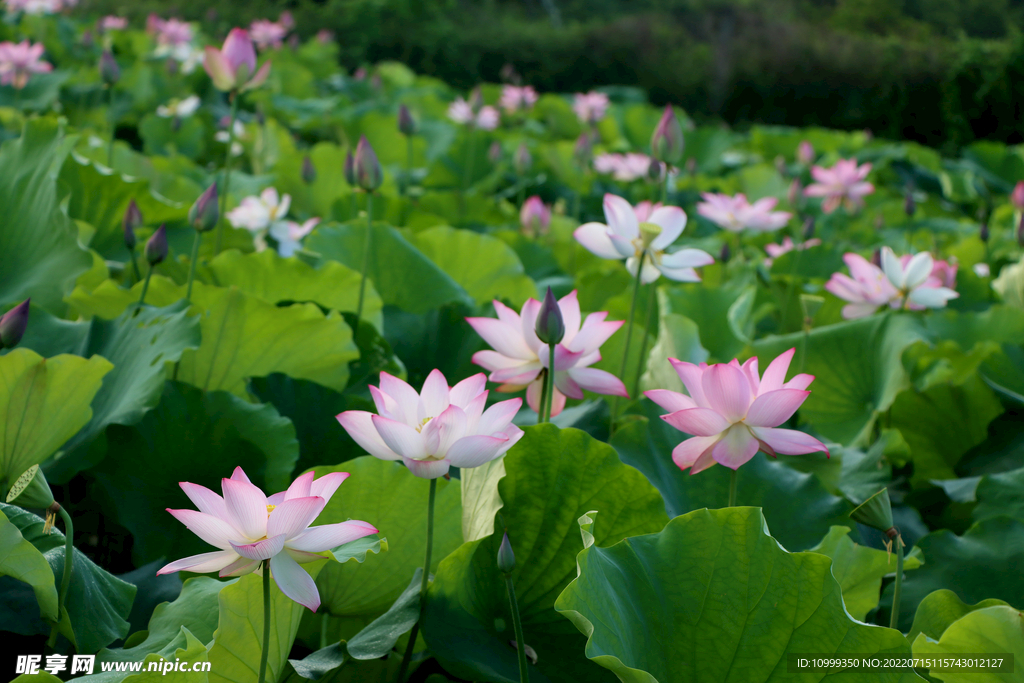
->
[266,504,276,514]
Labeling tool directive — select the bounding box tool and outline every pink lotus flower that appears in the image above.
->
[930,258,958,289]
[824,253,899,319]
[574,194,714,284]
[500,85,538,113]
[157,467,377,612]
[447,97,499,130]
[316,29,335,44]
[249,19,288,50]
[825,249,958,318]
[147,15,194,48]
[336,370,524,479]
[466,291,627,416]
[1012,181,1024,211]
[804,159,874,213]
[0,41,51,90]
[520,195,551,237]
[592,153,655,182]
[797,140,815,164]
[645,349,828,473]
[573,91,609,125]
[764,236,822,266]
[5,0,65,15]
[204,28,271,92]
[696,193,793,233]
[269,217,319,257]
[99,15,127,31]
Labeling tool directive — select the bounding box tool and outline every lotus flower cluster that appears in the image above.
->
[804,159,874,213]
[573,91,610,124]
[696,193,793,233]
[0,41,51,89]
[227,187,318,256]
[158,467,377,612]
[336,370,524,479]
[593,153,656,182]
[647,349,828,473]
[204,28,271,93]
[575,195,714,284]
[448,97,499,130]
[825,248,958,319]
[500,85,538,113]
[764,236,822,266]
[466,290,627,416]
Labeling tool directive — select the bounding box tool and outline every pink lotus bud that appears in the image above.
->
[204,28,271,92]
[354,136,383,191]
[99,50,120,85]
[145,224,168,265]
[188,183,219,232]
[344,149,356,186]
[123,199,142,250]
[797,140,814,164]
[535,287,564,345]
[1012,181,1024,211]
[0,299,29,349]
[398,104,416,137]
[651,105,683,164]
[520,196,550,237]
[513,143,531,175]
[301,155,317,185]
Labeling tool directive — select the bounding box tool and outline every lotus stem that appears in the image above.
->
[258,561,271,683]
[398,478,437,682]
[505,574,530,683]
[612,251,646,429]
[128,248,141,284]
[107,86,116,168]
[319,613,330,649]
[633,282,657,398]
[185,230,201,302]
[138,265,153,307]
[542,344,556,423]
[355,191,373,325]
[46,505,74,648]
[728,468,738,508]
[889,533,904,631]
[214,92,241,255]
[402,134,414,225]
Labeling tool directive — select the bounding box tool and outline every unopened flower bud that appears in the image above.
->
[398,104,416,137]
[650,105,683,164]
[535,287,564,345]
[980,222,990,243]
[100,50,120,85]
[0,299,29,349]
[871,248,882,267]
[1012,181,1024,211]
[646,158,663,183]
[520,196,550,237]
[904,192,916,217]
[573,131,592,167]
[719,242,731,264]
[188,183,219,232]
[145,224,168,265]
[344,149,357,187]
[797,140,814,165]
[513,143,532,175]
[497,531,516,574]
[123,199,142,250]
[301,155,317,185]
[488,141,502,165]
[354,135,383,192]
[802,216,815,241]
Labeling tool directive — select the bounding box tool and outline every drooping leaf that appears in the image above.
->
[460,457,505,543]
[0,508,58,622]
[346,567,422,660]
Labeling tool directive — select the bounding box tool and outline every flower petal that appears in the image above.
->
[744,389,811,427]
[567,366,629,397]
[221,479,269,541]
[908,286,958,308]
[426,404,469,457]
[671,435,719,471]
[401,456,451,479]
[157,550,238,575]
[903,252,934,289]
[287,520,379,553]
[450,373,487,408]
[670,360,709,407]
[750,426,829,456]
[702,363,751,422]
[659,248,715,269]
[336,411,400,460]
[219,556,260,577]
[310,472,350,504]
[466,317,535,360]
[757,348,796,394]
[282,471,314,501]
[574,223,623,260]
[644,389,697,412]
[180,482,229,518]
[419,369,451,419]
[270,552,320,611]
[203,47,235,90]
[476,398,522,436]
[603,193,640,241]
[267,496,326,539]
[662,407,731,437]
[648,206,686,249]
[558,290,582,343]
[372,415,425,460]
[231,533,286,561]
[710,425,759,469]
[568,314,623,355]
[447,434,512,469]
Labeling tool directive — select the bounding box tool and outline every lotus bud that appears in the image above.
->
[519,196,550,237]
[1012,181,1024,211]
[188,183,219,232]
[488,141,502,165]
[646,157,663,183]
[850,488,894,534]
[650,105,683,164]
[398,104,416,137]
[980,222,990,243]
[535,287,564,345]
[344,149,357,187]
[145,224,168,265]
[354,135,383,192]
[0,299,30,349]
[719,242,731,264]
[871,248,882,267]
[6,465,54,510]
[100,50,120,85]
[1017,213,1024,248]
[797,140,814,164]
[301,155,317,185]
[788,179,803,207]
[513,143,532,175]
[573,131,592,166]
[802,216,815,241]
[497,531,516,574]
[904,192,916,217]
[123,199,142,250]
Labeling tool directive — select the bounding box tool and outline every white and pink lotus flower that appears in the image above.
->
[825,248,958,319]
[448,97,499,131]
[696,193,792,233]
[804,159,875,213]
[592,153,655,182]
[500,85,538,113]
[158,467,377,612]
[573,91,610,124]
[0,41,51,89]
[204,28,271,93]
[467,290,627,417]
[646,348,828,473]
[226,187,319,256]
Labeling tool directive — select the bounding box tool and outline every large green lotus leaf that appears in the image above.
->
[908,589,1009,643]
[0,508,58,622]
[752,313,926,445]
[58,150,186,259]
[383,302,488,390]
[886,516,1024,632]
[2,503,137,653]
[460,457,505,543]
[274,141,349,218]
[890,373,1003,484]
[0,349,111,493]
[810,526,922,621]
[973,467,1024,524]
[406,226,537,307]
[209,561,327,683]
[311,457,461,618]
[123,628,211,683]
[913,606,1024,682]
[611,401,850,551]
[421,425,670,683]
[660,280,753,363]
[0,120,92,311]
[638,291,709,394]
[554,508,921,683]
[89,382,298,565]
[306,222,472,314]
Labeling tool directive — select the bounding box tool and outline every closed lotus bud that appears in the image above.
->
[145,224,168,265]
[1012,181,1024,211]
[497,531,516,574]
[719,242,731,264]
[520,196,551,237]
[646,157,663,183]
[871,248,882,267]
[488,140,502,165]
[0,299,29,349]
[797,140,814,165]
[100,50,120,85]
[802,216,815,241]
[980,222,990,243]
[188,183,219,232]
[398,104,416,137]
[535,287,564,345]
[344,149,357,187]
[513,143,532,175]
[301,155,317,185]
[123,199,142,250]
[904,192,916,217]
[650,104,683,164]
[354,135,383,191]
[573,131,592,166]
[6,465,54,509]
[1017,213,1024,248]
[788,179,803,207]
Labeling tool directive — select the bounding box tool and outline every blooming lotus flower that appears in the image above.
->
[148,15,193,47]
[880,248,959,310]
[645,349,828,473]
[447,97,499,130]
[500,85,538,113]
[0,41,51,89]
[804,159,874,213]
[157,467,377,611]
[797,140,814,164]
[1012,181,1024,211]
[5,0,64,15]
[204,28,271,92]
[227,187,292,250]
[592,153,655,182]
[763,236,822,266]
[336,370,524,479]
[696,193,793,233]
[824,253,898,319]
[574,194,714,284]
[249,19,288,50]
[520,195,550,237]
[466,291,627,416]
[268,218,319,257]
[99,15,127,31]
[156,95,201,119]
[573,91,610,125]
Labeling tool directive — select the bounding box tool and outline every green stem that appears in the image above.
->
[505,574,530,683]
[402,134,414,225]
[319,613,330,649]
[355,191,373,325]
[661,171,669,205]
[728,468,738,507]
[889,535,904,630]
[214,92,241,255]
[799,328,809,376]
[633,282,657,398]
[779,248,803,333]
[47,505,74,648]
[398,478,437,682]
[107,86,116,168]
[536,369,549,425]
[258,561,271,683]
[185,230,202,302]
[128,248,141,284]
[138,265,153,306]
[611,251,646,428]
[542,344,556,423]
